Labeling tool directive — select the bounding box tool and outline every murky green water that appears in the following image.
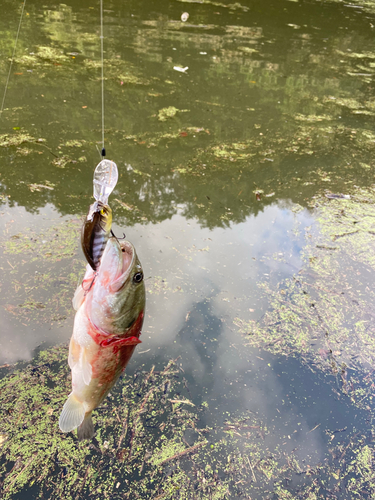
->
[2,0,375,498]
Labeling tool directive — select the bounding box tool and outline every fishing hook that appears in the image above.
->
[110,229,126,240]
[82,273,98,295]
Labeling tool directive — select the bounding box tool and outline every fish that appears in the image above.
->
[81,201,112,270]
[59,236,146,440]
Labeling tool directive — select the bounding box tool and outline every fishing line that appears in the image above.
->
[0,0,27,119]
[100,0,106,157]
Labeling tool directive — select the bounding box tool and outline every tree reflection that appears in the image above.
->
[1,0,375,228]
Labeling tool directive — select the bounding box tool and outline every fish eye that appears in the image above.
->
[100,209,105,215]
[133,272,143,283]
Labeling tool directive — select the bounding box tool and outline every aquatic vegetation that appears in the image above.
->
[235,187,375,414]
[123,126,209,147]
[16,147,35,156]
[28,182,55,192]
[83,57,151,86]
[64,139,85,148]
[4,219,81,261]
[294,113,333,122]
[1,218,83,325]
[14,46,69,67]
[0,351,214,499]
[177,0,249,11]
[0,132,35,148]
[1,346,375,498]
[52,155,81,168]
[118,73,150,85]
[157,106,189,121]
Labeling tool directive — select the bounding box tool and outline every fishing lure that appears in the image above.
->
[81,159,118,270]
[81,201,112,271]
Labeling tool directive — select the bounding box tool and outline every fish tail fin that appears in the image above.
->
[77,412,94,441]
[59,392,85,433]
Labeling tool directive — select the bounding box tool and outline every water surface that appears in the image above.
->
[1,0,375,498]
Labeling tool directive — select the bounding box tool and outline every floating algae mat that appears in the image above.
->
[235,187,375,378]
[235,187,375,408]
[1,345,375,498]
[0,217,83,326]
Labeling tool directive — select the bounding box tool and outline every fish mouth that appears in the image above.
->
[119,240,135,275]
[110,239,135,292]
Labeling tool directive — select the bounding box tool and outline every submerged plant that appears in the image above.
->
[235,187,375,412]
[1,344,375,499]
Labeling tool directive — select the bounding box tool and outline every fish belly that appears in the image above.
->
[60,302,141,436]
[71,316,137,413]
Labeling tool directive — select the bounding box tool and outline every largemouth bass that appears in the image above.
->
[81,201,112,270]
[59,237,146,440]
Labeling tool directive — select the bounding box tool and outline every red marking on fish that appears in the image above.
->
[86,310,144,347]
[101,335,141,349]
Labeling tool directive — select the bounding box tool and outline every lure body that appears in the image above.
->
[81,201,112,270]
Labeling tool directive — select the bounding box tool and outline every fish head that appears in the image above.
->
[87,237,146,336]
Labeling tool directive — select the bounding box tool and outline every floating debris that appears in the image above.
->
[325,193,351,199]
[157,106,189,121]
[173,65,188,73]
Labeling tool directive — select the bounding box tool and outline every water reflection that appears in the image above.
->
[0,201,308,363]
[1,0,375,497]
[1,0,375,223]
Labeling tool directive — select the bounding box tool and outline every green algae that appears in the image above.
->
[2,262,81,326]
[237,46,258,54]
[4,218,81,262]
[157,106,189,122]
[1,218,83,325]
[14,46,69,67]
[118,73,150,85]
[4,346,369,500]
[176,0,249,11]
[83,57,151,86]
[0,132,35,148]
[2,335,374,500]
[0,350,201,499]
[16,147,35,156]
[28,181,55,192]
[123,126,209,148]
[0,349,249,499]
[52,155,82,168]
[235,186,375,415]
[64,140,85,148]
[294,113,334,122]
[146,276,171,294]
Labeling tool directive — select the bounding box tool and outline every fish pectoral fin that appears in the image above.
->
[72,285,85,311]
[80,349,93,386]
[59,393,85,433]
[68,337,80,370]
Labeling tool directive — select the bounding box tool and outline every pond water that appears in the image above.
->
[1,0,375,498]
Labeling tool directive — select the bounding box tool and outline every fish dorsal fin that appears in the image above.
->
[59,393,85,433]
[80,349,92,386]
